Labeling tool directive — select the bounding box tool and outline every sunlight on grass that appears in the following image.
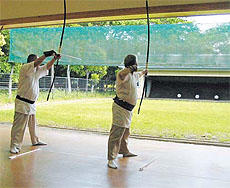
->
[0,90,114,105]
[1,98,229,142]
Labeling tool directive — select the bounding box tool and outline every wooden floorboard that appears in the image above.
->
[1,123,230,188]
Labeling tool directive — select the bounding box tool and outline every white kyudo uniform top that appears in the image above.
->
[15,62,48,115]
[112,71,140,128]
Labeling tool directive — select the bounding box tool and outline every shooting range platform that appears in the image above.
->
[0,123,230,188]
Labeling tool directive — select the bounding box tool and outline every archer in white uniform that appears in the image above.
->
[10,50,60,154]
[107,54,147,169]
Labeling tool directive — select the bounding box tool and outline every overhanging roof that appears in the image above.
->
[1,0,230,29]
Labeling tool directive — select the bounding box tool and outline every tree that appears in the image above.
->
[0,30,10,73]
[68,18,190,81]
[1,30,23,96]
[0,32,6,55]
[0,29,22,82]
[1,18,190,82]
[71,65,107,91]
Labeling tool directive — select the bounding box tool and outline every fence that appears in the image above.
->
[0,73,115,93]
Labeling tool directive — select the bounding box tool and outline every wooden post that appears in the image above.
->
[51,65,54,88]
[67,65,71,93]
[77,78,79,91]
[8,65,14,98]
[49,66,55,98]
[91,84,94,93]
[86,71,89,92]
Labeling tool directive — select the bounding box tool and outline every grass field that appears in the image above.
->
[1,95,230,142]
[0,90,114,105]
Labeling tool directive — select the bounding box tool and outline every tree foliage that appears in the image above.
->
[1,17,190,82]
[0,29,22,82]
[0,33,6,56]
[69,18,189,81]
[70,65,107,80]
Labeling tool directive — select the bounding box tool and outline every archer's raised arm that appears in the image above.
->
[47,54,61,70]
[34,50,57,68]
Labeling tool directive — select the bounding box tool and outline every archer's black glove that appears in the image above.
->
[43,50,56,57]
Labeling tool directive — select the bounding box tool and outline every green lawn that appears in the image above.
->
[1,98,230,142]
[0,90,114,105]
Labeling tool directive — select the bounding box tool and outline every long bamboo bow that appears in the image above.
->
[138,0,150,114]
[47,0,67,101]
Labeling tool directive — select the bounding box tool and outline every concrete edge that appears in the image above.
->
[38,124,230,148]
[1,122,230,148]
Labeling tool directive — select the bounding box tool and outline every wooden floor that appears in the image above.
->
[1,123,230,188]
